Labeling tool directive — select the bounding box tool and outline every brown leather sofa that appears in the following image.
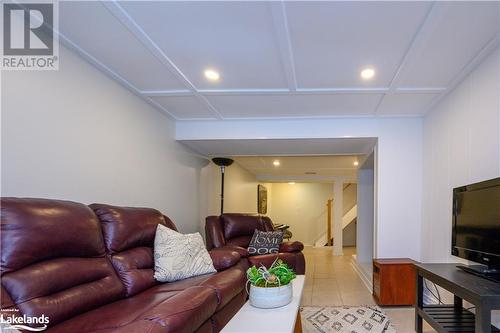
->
[0,198,249,333]
[205,214,306,274]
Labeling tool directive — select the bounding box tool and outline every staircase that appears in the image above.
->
[314,204,357,247]
[313,184,357,247]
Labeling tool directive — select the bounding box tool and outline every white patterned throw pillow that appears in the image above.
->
[153,224,216,282]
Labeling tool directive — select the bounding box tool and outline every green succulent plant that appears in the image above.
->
[246,259,296,287]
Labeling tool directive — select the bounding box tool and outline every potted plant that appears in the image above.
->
[246,259,297,308]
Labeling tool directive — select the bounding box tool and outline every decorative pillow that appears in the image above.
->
[153,224,216,282]
[247,230,284,256]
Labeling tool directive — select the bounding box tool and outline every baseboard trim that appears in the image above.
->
[350,256,372,293]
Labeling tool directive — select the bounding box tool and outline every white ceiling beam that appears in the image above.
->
[423,31,500,114]
[269,1,298,91]
[295,88,388,95]
[395,87,446,93]
[143,87,448,97]
[141,90,194,97]
[102,1,224,120]
[374,2,440,114]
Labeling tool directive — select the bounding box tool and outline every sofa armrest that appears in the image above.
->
[279,241,304,253]
[209,249,241,271]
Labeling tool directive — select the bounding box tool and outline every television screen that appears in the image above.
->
[452,177,500,268]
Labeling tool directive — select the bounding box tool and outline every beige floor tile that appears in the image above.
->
[302,246,426,331]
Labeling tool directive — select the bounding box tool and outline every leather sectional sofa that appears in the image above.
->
[1,198,249,333]
[205,213,306,274]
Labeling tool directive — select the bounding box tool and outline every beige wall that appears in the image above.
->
[1,45,208,233]
[268,182,333,245]
[204,162,260,217]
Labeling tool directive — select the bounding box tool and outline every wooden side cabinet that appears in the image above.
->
[373,258,416,306]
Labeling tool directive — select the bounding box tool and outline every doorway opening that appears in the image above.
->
[182,137,377,284]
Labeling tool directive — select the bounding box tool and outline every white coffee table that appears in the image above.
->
[221,275,305,333]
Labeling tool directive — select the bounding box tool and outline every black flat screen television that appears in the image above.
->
[452,177,500,271]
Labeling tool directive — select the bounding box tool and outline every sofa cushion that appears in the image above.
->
[47,286,218,333]
[1,198,106,273]
[226,236,253,248]
[48,320,168,333]
[150,267,246,310]
[154,225,216,282]
[90,204,178,296]
[141,286,218,333]
[0,198,124,327]
[45,287,180,333]
[199,268,246,310]
[221,214,266,240]
[90,204,177,254]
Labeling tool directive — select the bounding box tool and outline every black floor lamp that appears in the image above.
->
[212,157,234,215]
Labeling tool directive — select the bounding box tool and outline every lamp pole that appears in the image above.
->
[212,157,234,215]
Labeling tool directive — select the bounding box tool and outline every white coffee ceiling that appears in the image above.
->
[58,1,500,120]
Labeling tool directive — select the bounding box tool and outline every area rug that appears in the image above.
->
[300,306,397,333]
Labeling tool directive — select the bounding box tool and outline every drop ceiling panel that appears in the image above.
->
[150,96,216,120]
[377,93,439,115]
[285,1,432,88]
[398,2,500,87]
[59,2,185,91]
[121,1,288,90]
[207,94,382,118]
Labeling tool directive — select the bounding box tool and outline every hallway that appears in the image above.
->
[301,246,434,333]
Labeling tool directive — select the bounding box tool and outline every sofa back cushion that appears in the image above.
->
[0,198,124,326]
[90,204,177,296]
[221,214,267,241]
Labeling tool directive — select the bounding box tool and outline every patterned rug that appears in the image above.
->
[301,306,397,333]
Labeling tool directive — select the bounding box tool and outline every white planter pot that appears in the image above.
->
[249,283,293,309]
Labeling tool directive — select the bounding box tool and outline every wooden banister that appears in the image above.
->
[326,199,333,246]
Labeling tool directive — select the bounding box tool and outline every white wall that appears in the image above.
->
[357,153,375,264]
[268,182,333,245]
[422,47,500,262]
[177,117,423,260]
[1,45,209,233]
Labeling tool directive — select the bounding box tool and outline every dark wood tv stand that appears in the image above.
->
[415,263,500,332]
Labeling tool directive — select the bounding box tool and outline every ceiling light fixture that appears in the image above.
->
[360,68,375,80]
[354,161,359,166]
[273,160,280,166]
[288,182,296,185]
[204,69,220,81]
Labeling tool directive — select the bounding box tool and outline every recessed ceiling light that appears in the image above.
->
[360,68,375,80]
[354,161,359,166]
[204,69,220,81]
[288,182,296,185]
[273,160,280,166]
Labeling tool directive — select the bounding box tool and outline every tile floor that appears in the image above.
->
[301,246,435,333]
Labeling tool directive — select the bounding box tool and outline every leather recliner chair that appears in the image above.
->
[205,213,306,274]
